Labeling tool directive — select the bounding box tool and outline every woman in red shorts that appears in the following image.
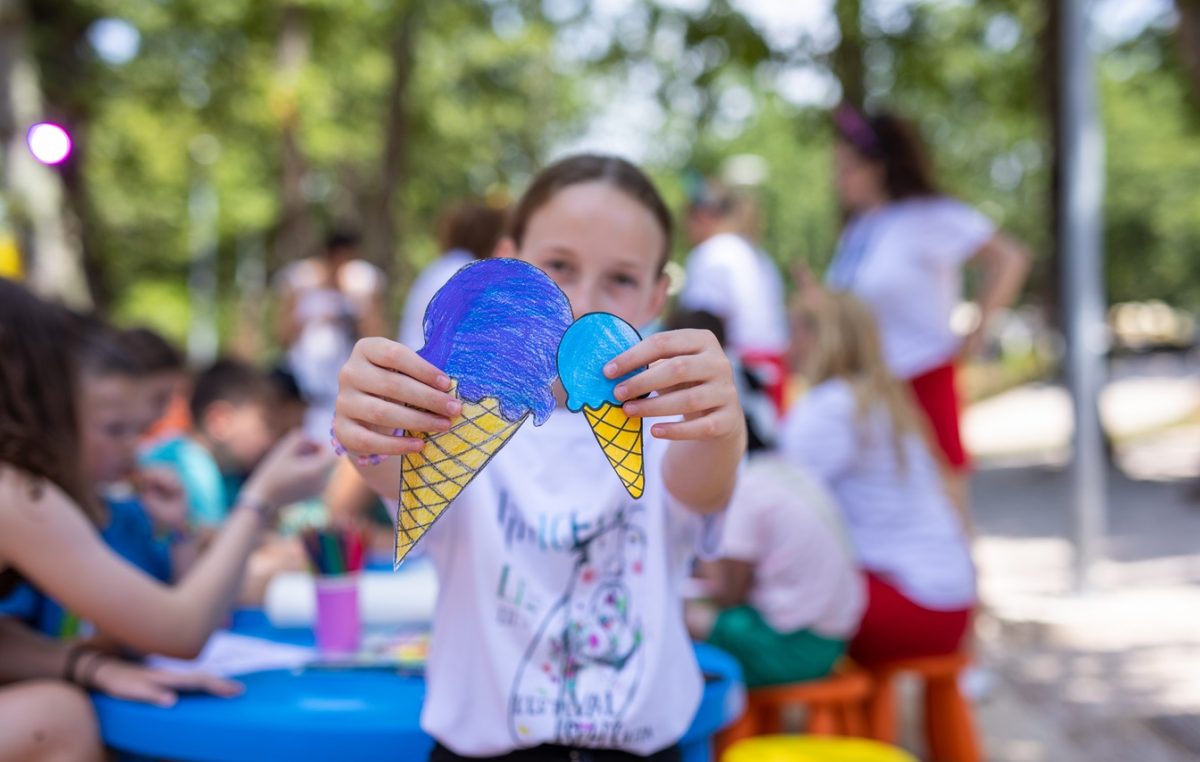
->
[821,103,1030,517]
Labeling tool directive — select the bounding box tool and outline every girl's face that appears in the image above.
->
[506,182,669,327]
[140,371,183,427]
[80,373,144,485]
[834,141,887,213]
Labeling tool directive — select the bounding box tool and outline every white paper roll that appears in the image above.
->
[264,562,438,628]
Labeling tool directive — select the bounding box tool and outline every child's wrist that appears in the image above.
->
[63,643,102,685]
[235,489,275,526]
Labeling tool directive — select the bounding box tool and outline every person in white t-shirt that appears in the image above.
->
[333,155,746,761]
[686,456,863,687]
[680,182,790,413]
[398,200,508,349]
[275,231,387,443]
[816,104,1030,513]
[781,292,975,666]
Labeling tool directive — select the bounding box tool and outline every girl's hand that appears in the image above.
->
[136,467,189,533]
[241,431,336,514]
[604,329,742,442]
[89,657,243,707]
[332,337,462,458]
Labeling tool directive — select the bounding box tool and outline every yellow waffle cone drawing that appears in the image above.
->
[395,395,526,566]
[395,258,574,566]
[582,402,644,499]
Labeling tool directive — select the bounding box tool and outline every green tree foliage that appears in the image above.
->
[64,0,585,341]
[8,0,1200,350]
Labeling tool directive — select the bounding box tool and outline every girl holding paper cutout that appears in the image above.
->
[333,154,746,760]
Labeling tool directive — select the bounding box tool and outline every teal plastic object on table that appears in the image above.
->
[93,609,744,762]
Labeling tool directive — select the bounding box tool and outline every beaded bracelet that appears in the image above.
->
[237,492,275,526]
[329,422,391,467]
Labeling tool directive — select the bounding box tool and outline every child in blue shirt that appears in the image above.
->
[142,359,282,528]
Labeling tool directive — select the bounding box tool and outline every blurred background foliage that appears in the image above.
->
[1,0,1198,357]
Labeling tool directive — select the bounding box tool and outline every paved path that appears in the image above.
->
[960,357,1200,761]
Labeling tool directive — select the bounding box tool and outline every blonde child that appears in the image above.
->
[333,154,745,760]
[781,293,975,665]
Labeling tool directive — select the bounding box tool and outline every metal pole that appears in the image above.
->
[1059,0,1107,593]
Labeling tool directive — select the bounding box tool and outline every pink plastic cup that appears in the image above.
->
[314,575,361,655]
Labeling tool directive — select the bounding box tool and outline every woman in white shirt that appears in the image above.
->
[680,182,790,413]
[822,104,1030,512]
[275,231,387,442]
[781,293,975,666]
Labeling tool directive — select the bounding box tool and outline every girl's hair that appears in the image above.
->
[0,279,96,518]
[119,326,184,374]
[507,154,674,273]
[834,104,938,201]
[803,292,922,467]
[74,313,142,379]
[437,200,508,261]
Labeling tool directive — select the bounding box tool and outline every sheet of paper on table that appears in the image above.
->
[147,631,316,678]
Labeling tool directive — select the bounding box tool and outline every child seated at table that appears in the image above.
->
[143,359,283,529]
[687,456,864,687]
[780,293,976,666]
[119,325,191,445]
[0,277,332,662]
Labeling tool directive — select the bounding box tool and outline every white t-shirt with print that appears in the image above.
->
[828,198,995,379]
[716,457,864,638]
[417,408,721,756]
[779,379,976,611]
[680,233,789,355]
[397,250,475,349]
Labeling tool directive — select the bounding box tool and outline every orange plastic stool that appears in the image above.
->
[715,670,872,757]
[862,652,981,762]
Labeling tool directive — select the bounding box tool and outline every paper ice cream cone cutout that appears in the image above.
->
[557,313,646,499]
[395,258,573,567]
[396,391,526,566]
[581,402,644,499]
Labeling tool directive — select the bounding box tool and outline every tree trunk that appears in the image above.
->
[361,2,420,286]
[0,0,91,308]
[1041,1,1063,333]
[272,4,318,271]
[28,0,106,308]
[1178,0,1200,105]
[833,0,866,107]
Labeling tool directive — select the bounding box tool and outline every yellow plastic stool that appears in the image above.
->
[723,735,918,762]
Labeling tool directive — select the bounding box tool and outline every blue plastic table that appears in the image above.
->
[93,610,744,762]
